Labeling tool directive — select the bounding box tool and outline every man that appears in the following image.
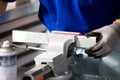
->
[0,0,120,58]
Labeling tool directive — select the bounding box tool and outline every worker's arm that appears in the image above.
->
[0,0,8,16]
[85,19,120,58]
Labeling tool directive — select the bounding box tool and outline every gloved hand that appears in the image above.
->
[85,21,120,58]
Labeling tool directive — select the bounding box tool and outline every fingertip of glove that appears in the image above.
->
[85,47,103,58]
[85,48,94,57]
[85,47,94,54]
[85,32,93,37]
[94,55,102,59]
[85,49,91,54]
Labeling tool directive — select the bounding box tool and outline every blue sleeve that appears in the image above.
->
[4,0,15,2]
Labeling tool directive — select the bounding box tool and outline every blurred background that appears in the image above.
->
[6,0,37,10]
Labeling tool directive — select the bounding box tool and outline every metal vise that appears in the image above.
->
[12,30,96,80]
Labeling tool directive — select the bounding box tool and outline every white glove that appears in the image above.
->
[85,22,120,58]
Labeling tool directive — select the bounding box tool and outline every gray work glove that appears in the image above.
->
[85,22,120,58]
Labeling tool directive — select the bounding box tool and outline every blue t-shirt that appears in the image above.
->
[5,0,120,34]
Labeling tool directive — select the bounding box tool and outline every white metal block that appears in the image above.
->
[77,35,96,48]
[12,30,48,44]
[12,30,96,49]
